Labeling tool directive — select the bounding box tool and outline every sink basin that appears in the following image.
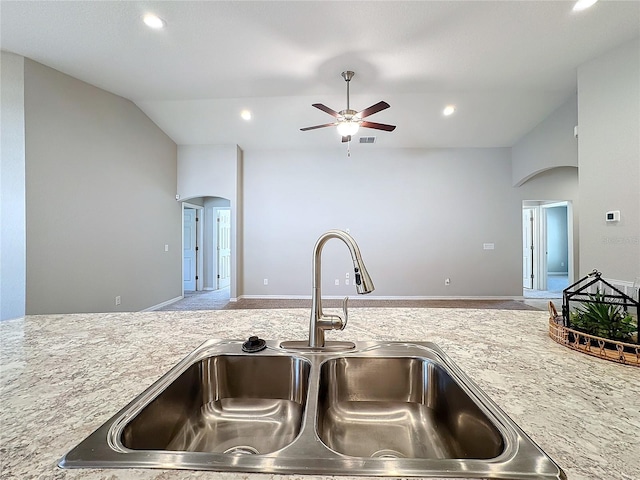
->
[59,339,565,479]
[317,357,503,459]
[121,355,310,454]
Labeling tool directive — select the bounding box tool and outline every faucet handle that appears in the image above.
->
[341,296,349,330]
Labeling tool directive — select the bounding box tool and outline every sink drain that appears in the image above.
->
[371,449,405,459]
[223,445,259,455]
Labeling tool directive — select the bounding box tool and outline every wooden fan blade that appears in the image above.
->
[361,121,396,132]
[341,135,351,143]
[300,122,337,131]
[357,101,390,119]
[312,103,340,118]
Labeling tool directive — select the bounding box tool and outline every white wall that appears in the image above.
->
[24,59,181,314]
[177,145,239,201]
[0,52,26,320]
[243,147,531,298]
[512,95,578,187]
[577,38,640,281]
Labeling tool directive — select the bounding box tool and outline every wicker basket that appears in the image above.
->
[548,301,640,367]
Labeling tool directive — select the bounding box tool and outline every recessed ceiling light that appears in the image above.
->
[143,14,165,29]
[240,110,252,121]
[573,0,598,12]
[443,105,456,116]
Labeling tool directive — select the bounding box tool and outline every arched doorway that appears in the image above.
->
[181,196,232,305]
[522,200,573,298]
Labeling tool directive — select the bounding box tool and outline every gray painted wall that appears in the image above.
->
[241,147,577,299]
[577,38,640,281]
[512,95,578,187]
[0,52,26,320]
[24,59,181,314]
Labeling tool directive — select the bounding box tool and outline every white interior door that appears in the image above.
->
[523,208,534,289]
[217,209,231,289]
[183,208,196,291]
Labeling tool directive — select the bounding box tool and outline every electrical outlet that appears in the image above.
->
[335,279,339,285]
[345,279,350,286]
[164,244,169,252]
[115,296,121,306]
[445,278,451,286]
[263,279,268,285]
[345,272,350,279]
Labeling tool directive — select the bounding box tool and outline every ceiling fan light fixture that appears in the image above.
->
[143,13,166,29]
[337,121,360,137]
[573,0,598,11]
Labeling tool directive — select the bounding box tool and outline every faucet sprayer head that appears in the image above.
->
[354,265,374,294]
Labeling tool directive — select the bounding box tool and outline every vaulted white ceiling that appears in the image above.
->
[2,1,639,149]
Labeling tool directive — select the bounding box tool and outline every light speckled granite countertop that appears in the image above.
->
[1,308,639,480]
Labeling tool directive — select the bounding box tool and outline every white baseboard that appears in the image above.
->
[142,296,183,312]
[239,295,311,300]
[237,295,523,301]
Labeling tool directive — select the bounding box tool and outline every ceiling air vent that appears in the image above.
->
[359,136,376,144]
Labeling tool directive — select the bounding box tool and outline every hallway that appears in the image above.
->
[160,287,231,311]
[523,275,569,299]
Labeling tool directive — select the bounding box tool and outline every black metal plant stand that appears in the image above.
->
[562,269,639,345]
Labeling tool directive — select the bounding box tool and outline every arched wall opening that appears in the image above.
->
[181,196,232,301]
[177,145,243,301]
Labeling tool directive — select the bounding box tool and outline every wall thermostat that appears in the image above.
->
[606,210,620,222]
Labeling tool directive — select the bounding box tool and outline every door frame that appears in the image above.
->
[522,207,535,289]
[541,201,573,287]
[182,202,204,294]
[522,200,573,292]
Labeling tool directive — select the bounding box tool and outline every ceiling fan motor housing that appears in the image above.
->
[300,69,396,139]
[339,109,359,121]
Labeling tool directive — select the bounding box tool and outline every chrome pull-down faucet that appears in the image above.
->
[308,230,375,348]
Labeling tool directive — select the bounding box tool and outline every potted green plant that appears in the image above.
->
[569,290,636,345]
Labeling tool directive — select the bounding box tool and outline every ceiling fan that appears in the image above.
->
[300,71,396,143]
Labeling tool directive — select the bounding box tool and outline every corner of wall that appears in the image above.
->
[0,51,26,320]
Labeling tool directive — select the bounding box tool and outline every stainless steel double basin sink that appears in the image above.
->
[59,339,565,479]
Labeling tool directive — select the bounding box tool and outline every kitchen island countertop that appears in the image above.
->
[1,307,639,480]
